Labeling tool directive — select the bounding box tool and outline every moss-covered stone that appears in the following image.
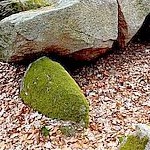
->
[59,125,76,137]
[11,0,51,12]
[20,57,89,127]
[41,126,50,137]
[120,135,149,150]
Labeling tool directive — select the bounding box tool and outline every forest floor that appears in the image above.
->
[0,43,150,150]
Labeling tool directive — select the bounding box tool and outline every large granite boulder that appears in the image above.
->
[0,0,118,62]
[20,56,89,127]
[0,0,149,63]
[117,0,150,47]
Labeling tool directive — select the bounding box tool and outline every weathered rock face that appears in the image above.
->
[0,0,118,62]
[117,0,150,47]
[0,0,149,63]
[20,56,89,127]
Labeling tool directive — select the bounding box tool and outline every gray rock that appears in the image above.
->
[0,0,118,62]
[132,13,150,43]
[117,0,150,46]
[136,124,150,138]
[136,124,150,150]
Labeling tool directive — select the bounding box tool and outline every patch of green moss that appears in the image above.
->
[41,126,50,137]
[120,135,149,150]
[11,0,51,11]
[59,125,76,137]
[118,136,126,143]
[20,57,89,127]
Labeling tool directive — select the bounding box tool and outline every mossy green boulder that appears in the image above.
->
[20,57,89,127]
[119,124,150,150]
[120,135,148,150]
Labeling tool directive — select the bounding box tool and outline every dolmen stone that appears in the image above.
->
[0,0,149,62]
[0,0,118,62]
